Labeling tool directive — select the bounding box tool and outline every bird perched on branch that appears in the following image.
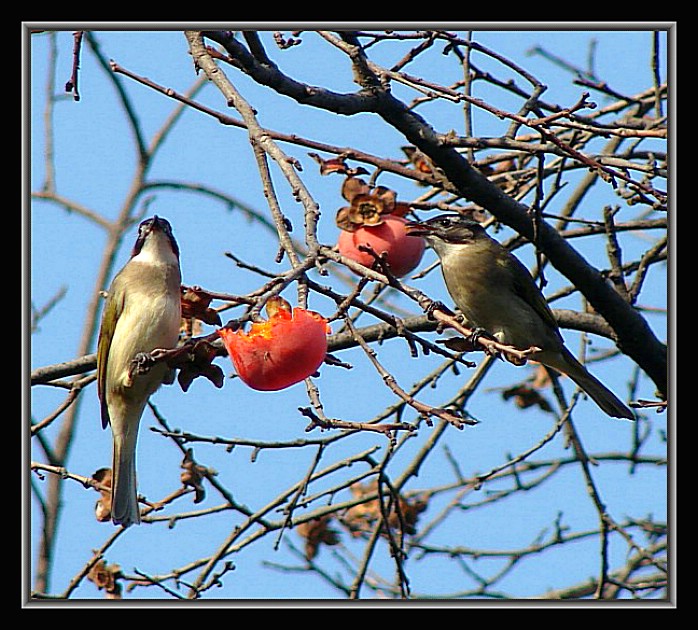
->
[406,214,634,420]
[97,216,182,526]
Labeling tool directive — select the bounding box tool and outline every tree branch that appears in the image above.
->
[202,29,667,397]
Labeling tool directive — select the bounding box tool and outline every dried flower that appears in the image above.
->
[296,515,340,560]
[92,467,113,523]
[309,152,368,177]
[336,177,400,231]
[501,366,554,412]
[181,286,222,326]
[88,559,123,599]
[180,448,209,504]
[341,481,428,538]
[401,145,434,175]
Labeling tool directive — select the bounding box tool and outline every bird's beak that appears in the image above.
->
[150,215,165,232]
[405,220,436,238]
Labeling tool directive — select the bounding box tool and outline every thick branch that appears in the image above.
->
[203,30,381,116]
[203,30,667,397]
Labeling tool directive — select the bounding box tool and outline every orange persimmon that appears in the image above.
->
[337,215,425,278]
[218,297,329,391]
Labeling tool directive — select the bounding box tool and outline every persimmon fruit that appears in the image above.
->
[337,215,425,278]
[219,297,329,391]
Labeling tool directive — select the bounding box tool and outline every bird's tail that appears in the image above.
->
[111,430,141,527]
[546,348,635,420]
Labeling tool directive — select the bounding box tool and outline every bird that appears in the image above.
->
[97,216,182,526]
[405,214,634,420]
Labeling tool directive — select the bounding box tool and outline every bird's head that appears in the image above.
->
[131,215,180,263]
[405,214,487,248]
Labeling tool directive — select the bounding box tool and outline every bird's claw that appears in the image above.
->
[426,300,455,320]
[468,327,499,353]
[129,352,156,379]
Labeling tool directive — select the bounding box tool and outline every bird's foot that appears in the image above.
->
[468,327,499,354]
[426,300,455,320]
[128,351,156,382]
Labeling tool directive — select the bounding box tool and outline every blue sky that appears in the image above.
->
[27,27,670,602]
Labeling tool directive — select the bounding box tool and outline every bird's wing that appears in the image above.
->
[96,285,125,429]
[509,256,561,334]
